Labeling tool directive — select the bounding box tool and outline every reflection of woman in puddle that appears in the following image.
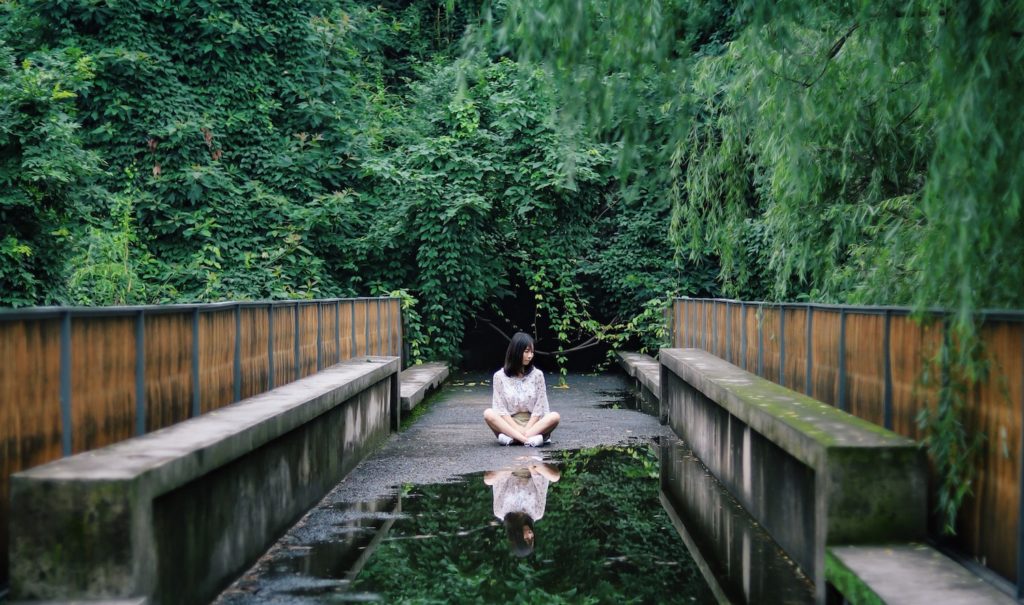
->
[484,463,561,557]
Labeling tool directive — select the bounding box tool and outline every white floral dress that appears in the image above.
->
[492,471,550,521]
[491,368,550,418]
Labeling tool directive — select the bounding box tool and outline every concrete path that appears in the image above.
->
[333,369,672,499]
[217,369,672,602]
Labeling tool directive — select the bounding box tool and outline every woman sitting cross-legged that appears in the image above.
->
[483,332,561,447]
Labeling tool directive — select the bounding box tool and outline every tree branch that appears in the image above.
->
[766,23,860,89]
[475,317,607,357]
[805,22,859,88]
[894,100,923,130]
[537,336,601,357]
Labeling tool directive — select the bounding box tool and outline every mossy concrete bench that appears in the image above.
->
[399,361,449,412]
[827,545,1016,605]
[660,348,927,603]
[9,357,400,605]
[614,351,661,418]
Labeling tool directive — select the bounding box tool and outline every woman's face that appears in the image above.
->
[522,346,534,367]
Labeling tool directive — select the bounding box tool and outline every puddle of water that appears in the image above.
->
[594,388,641,410]
[595,388,660,418]
[266,446,715,604]
[281,498,401,582]
[352,446,715,603]
[229,441,810,604]
[214,496,403,604]
[659,438,816,604]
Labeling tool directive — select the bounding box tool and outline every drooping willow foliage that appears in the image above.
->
[488,0,1024,314]
[480,0,1023,534]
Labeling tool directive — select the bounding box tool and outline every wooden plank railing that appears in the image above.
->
[0,297,402,586]
[672,298,1023,596]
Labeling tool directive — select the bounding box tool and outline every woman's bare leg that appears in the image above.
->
[523,412,560,439]
[484,409,530,443]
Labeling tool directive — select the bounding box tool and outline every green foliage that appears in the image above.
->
[1,0,690,370]
[676,2,1020,537]
[624,297,674,356]
[0,39,102,305]
[492,0,1024,311]
[2,0,420,302]
[483,0,1023,537]
[4,0,1013,549]
[65,176,152,305]
[916,322,987,535]
[351,52,695,362]
[388,287,428,365]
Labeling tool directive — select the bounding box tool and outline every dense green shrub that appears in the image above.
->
[0,41,102,305]
[2,0,411,302]
[1,0,697,363]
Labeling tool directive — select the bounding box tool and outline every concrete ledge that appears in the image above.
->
[399,362,449,412]
[614,351,660,396]
[660,349,916,471]
[827,545,1016,605]
[10,357,400,605]
[660,348,927,603]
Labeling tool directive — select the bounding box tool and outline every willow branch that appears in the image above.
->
[894,101,923,130]
[765,22,859,89]
[805,22,859,88]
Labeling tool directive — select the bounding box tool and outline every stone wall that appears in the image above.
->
[10,357,398,605]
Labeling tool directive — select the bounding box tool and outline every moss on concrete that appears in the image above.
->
[825,447,927,543]
[723,377,910,446]
[664,348,915,454]
[401,382,458,430]
[10,479,136,598]
[826,550,886,605]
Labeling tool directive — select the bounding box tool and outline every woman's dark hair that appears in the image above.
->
[503,332,535,377]
[503,511,535,557]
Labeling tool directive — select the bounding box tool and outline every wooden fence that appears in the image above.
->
[0,297,402,586]
[671,298,1024,596]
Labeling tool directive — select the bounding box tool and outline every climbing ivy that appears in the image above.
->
[344,52,712,362]
[1,0,420,302]
[0,40,102,305]
[1,0,699,366]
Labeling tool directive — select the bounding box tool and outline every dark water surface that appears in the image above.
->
[594,388,659,417]
[228,446,716,604]
[594,389,640,410]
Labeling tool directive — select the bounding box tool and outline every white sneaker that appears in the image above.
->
[525,435,543,447]
[497,433,514,446]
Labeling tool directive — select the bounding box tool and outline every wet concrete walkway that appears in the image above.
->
[217,369,675,602]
